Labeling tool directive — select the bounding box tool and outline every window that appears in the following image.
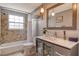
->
[9,15,24,30]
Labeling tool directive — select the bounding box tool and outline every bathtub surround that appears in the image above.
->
[0,7,28,44]
[0,40,34,56]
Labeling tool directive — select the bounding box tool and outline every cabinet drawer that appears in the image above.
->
[43,41,54,56]
[54,45,71,56]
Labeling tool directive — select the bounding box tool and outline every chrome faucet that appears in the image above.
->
[63,31,66,40]
[54,32,57,38]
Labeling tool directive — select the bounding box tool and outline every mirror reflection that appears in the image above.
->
[48,3,72,27]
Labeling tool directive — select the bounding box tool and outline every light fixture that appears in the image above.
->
[51,8,55,16]
[73,3,77,10]
[40,7,44,14]
[51,12,55,16]
[40,4,44,14]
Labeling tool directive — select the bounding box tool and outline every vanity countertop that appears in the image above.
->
[36,36,78,49]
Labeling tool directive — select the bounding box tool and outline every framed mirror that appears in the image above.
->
[46,3,77,30]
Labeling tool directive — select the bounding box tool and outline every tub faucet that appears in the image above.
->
[63,31,66,40]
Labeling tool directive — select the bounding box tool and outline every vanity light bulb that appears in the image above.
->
[52,12,55,16]
[40,8,44,13]
[74,4,77,10]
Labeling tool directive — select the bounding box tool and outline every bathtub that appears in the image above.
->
[0,40,34,56]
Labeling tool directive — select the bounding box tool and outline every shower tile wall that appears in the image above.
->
[0,8,27,44]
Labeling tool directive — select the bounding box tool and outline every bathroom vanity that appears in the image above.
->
[36,36,78,56]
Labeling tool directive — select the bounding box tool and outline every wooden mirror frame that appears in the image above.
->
[46,3,77,30]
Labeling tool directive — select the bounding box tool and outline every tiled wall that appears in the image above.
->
[0,8,27,44]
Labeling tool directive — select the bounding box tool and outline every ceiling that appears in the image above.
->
[0,3,42,13]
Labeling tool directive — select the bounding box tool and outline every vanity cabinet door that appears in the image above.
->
[43,42,54,56]
[36,39,44,56]
[54,45,71,56]
[78,44,79,56]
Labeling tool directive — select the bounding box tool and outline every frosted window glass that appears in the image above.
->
[9,15,24,30]
[9,19,15,22]
[9,15,15,19]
